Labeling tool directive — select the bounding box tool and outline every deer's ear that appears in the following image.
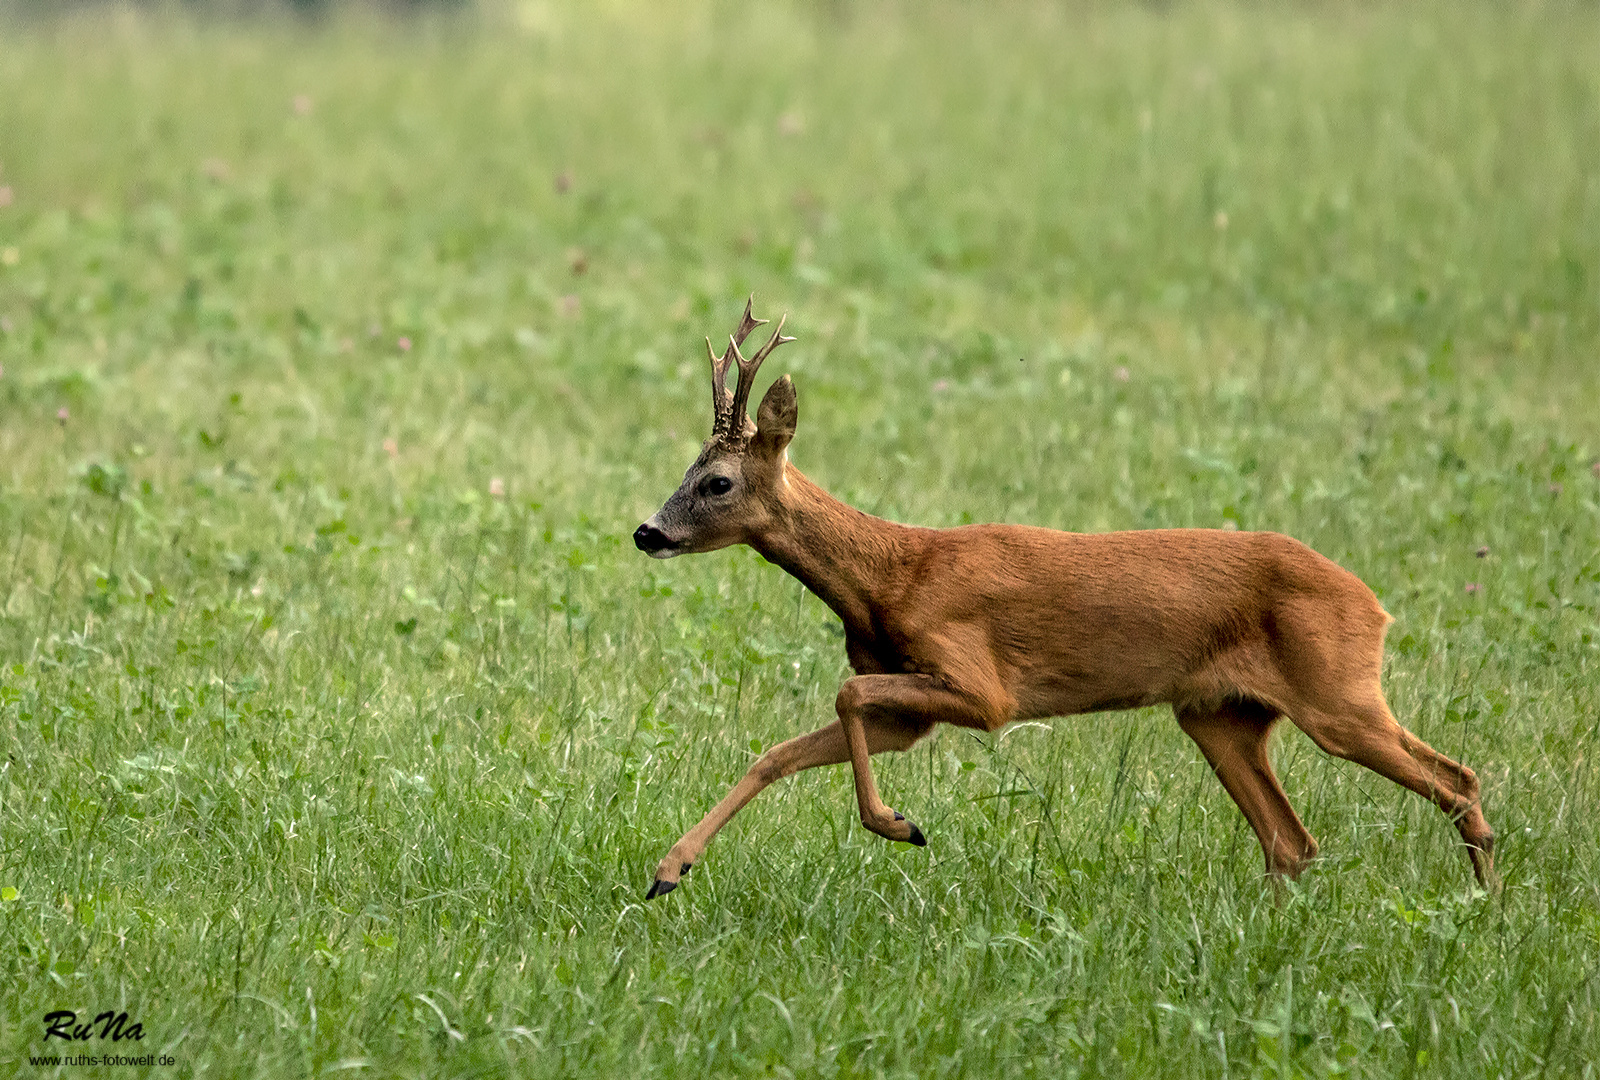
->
[753,375,798,460]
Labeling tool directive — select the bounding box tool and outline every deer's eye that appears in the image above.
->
[706,476,734,496]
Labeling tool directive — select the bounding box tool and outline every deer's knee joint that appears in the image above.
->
[835,681,868,719]
[751,751,786,786]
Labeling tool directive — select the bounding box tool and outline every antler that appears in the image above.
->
[706,297,765,440]
[706,297,795,442]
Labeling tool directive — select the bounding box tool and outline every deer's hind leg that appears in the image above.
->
[1285,690,1496,889]
[1177,699,1319,878]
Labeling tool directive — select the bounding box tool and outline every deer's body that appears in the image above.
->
[635,301,1495,899]
[758,468,1388,728]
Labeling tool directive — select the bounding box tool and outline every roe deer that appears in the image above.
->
[633,299,1495,899]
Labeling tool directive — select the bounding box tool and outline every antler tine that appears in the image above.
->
[730,294,768,348]
[706,335,734,431]
[728,314,795,435]
[747,313,796,369]
[708,297,771,438]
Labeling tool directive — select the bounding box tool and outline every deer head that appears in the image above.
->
[634,298,797,558]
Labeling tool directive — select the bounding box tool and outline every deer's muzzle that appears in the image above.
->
[633,522,678,556]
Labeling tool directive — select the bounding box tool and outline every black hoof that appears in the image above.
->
[645,878,677,900]
[886,811,925,846]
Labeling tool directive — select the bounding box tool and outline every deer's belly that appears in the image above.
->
[1013,673,1171,720]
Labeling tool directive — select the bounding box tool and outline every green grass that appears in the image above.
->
[2,1,1599,1075]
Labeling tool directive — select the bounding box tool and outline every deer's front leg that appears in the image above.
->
[645,714,927,900]
[836,673,1002,847]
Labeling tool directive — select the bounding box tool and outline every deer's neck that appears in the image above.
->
[749,464,919,636]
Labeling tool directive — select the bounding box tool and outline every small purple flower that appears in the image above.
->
[56,406,69,424]
[1464,582,1483,595]
[1476,545,1489,558]
[397,336,412,352]
[489,477,506,498]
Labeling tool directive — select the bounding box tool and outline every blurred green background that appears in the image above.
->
[1,2,1598,1077]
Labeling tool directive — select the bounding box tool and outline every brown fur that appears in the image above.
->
[634,310,1494,900]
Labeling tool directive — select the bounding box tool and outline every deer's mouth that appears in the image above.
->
[633,522,682,558]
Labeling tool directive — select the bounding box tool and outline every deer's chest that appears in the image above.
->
[844,628,922,677]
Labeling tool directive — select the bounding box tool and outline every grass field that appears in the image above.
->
[2,1,1599,1075]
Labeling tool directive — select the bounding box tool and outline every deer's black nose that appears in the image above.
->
[634,523,673,553]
